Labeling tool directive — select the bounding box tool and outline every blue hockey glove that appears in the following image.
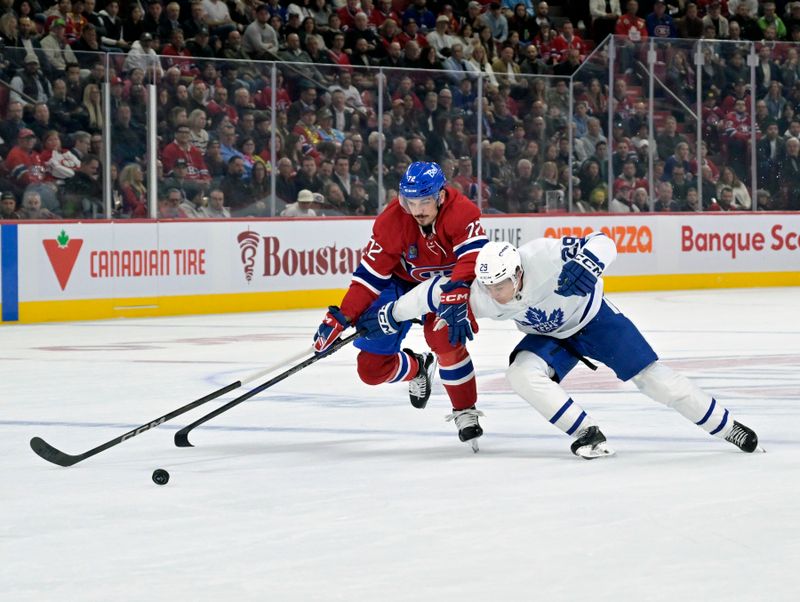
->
[313,306,349,353]
[555,249,605,297]
[357,301,401,340]
[434,280,474,347]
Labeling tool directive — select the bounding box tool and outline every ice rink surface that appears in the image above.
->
[2,288,799,601]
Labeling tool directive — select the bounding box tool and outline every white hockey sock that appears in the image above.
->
[631,361,732,438]
[506,351,597,437]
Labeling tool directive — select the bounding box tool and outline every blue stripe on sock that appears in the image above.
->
[710,409,729,435]
[390,352,409,383]
[1,224,19,322]
[439,361,473,382]
[566,411,587,435]
[696,398,716,426]
[550,398,573,424]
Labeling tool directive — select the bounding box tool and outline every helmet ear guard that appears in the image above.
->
[398,161,446,211]
[475,241,522,288]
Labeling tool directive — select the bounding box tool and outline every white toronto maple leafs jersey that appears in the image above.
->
[393,233,618,339]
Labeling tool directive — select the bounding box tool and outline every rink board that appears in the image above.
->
[1,213,799,323]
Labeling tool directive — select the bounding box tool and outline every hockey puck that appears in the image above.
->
[152,468,170,485]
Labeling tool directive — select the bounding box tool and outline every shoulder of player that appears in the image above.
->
[439,187,482,225]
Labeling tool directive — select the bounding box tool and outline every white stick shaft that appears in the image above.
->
[239,347,314,386]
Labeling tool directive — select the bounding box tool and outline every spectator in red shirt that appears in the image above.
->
[161,125,211,183]
[161,28,198,78]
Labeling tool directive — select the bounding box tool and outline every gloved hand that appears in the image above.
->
[313,306,349,353]
[555,249,605,297]
[434,280,474,347]
[356,301,401,340]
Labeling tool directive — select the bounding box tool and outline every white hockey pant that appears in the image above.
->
[631,361,733,438]
[506,351,597,437]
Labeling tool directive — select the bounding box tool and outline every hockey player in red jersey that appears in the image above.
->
[312,161,489,448]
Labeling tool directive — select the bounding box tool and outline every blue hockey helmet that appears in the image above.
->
[398,161,446,210]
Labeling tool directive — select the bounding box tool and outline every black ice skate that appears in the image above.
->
[406,349,437,409]
[445,406,484,453]
[571,426,615,459]
[725,421,761,453]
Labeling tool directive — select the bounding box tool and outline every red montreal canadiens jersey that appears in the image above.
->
[340,187,488,320]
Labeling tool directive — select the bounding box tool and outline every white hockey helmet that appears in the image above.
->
[475,241,522,287]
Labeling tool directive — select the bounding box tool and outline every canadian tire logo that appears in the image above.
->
[43,230,83,290]
[237,230,260,282]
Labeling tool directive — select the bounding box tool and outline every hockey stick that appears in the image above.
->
[175,330,363,447]
[29,347,313,467]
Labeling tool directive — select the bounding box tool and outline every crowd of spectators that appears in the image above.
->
[0,0,799,219]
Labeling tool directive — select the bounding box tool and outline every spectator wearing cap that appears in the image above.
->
[281,188,318,217]
[702,1,729,38]
[646,0,676,38]
[5,129,43,191]
[243,3,279,59]
[40,18,78,77]
[123,32,164,78]
[10,55,51,105]
[426,13,455,59]
[0,192,21,220]
[188,26,216,58]
[98,0,129,50]
[45,0,76,35]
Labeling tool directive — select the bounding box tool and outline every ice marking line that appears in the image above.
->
[3,420,793,446]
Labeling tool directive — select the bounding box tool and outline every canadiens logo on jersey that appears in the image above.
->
[517,307,565,334]
[400,256,456,282]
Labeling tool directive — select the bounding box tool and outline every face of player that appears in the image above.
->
[484,276,519,305]
[404,194,440,227]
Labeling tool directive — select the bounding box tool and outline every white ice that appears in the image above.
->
[2,288,799,601]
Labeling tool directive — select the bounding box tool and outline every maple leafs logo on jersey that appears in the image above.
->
[517,307,565,334]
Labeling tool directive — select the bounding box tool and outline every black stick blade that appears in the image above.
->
[174,430,194,447]
[30,437,82,467]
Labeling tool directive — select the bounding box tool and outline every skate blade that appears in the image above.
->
[575,442,615,459]
[469,439,479,453]
[756,445,767,453]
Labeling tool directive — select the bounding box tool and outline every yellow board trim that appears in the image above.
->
[4,272,800,324]
[14,289,350,323]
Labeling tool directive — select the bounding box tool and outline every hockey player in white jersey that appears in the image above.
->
[357,233,761,458]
